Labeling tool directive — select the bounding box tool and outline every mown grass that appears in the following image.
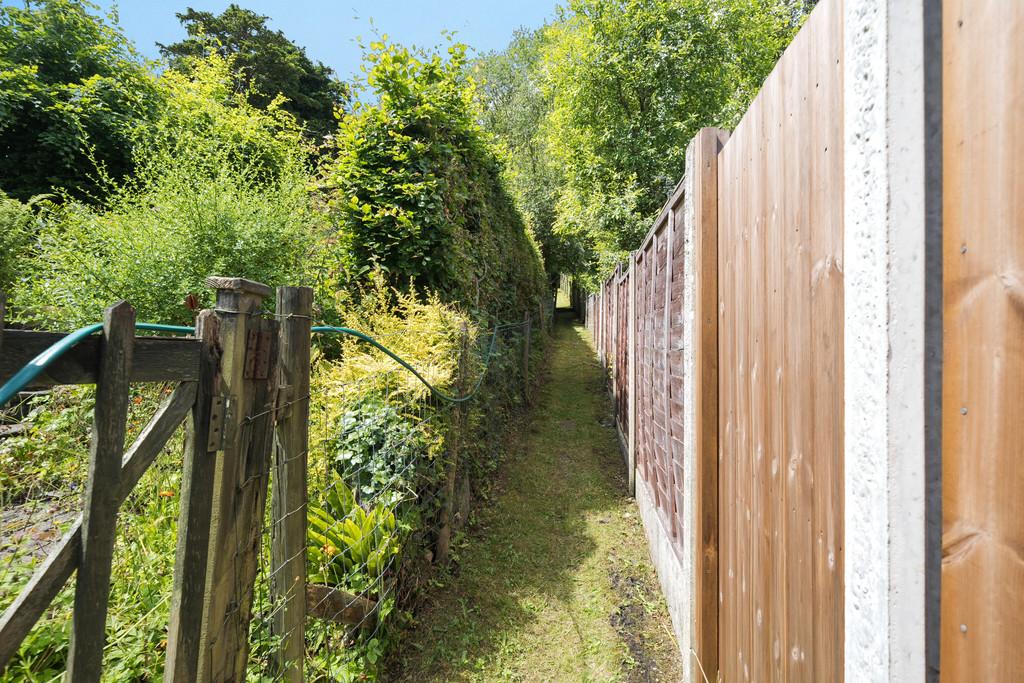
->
[387,313,682,682]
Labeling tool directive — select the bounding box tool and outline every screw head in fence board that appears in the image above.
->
[270,286,312,683]
[65,301,135,682]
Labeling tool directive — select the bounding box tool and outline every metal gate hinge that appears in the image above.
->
[206,395,233,451]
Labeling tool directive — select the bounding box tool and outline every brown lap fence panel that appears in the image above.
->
[717,2,844,681]
[941,1,1024,679]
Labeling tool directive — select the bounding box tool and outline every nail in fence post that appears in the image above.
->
[198,276,277,682]
[66,301,135,682]
[271,286,312,682]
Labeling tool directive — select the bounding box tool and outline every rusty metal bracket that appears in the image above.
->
[244,328,273,380]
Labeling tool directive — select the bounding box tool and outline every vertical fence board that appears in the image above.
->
[165,312,219,682]
[717,3,843,681]
[941,2,1024,679]
[691,127,729,682]
[270,287,313,682]
[66,302,135,681]
[808,14,844,680]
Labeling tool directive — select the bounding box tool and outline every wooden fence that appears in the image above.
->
[588,4,846,679]
[941,1,1024,679]
[587,0,1024,680]
[0,278,541,680]
[0,277,290,680]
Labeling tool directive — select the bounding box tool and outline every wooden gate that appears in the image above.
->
[716,2,844,680]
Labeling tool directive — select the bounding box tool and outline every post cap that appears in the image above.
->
[204,276,273,299]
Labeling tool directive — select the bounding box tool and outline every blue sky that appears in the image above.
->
[90,0,559,79]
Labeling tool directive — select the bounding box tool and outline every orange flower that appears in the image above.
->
[132,395,143,405]
[159,490,175,498]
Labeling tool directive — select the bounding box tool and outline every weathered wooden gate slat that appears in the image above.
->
[0,380,197,670]
[165,311,220,683]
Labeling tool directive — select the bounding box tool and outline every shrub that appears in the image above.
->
[320,40,548,325]
[0,0,161,201]
[10,55,320,327]
[0,193,33,294]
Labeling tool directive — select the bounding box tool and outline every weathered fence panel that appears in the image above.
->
[717,3,844,680]
[941,1,1024,679]
[0,302,210,679]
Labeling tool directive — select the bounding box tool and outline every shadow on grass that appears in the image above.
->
[386,312,635,680]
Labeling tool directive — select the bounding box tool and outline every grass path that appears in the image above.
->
[388,314,682,682]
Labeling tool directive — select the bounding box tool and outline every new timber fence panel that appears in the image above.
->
[717,3,843,682]
[941,1,1024,678]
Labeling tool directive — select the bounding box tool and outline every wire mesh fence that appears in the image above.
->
[246,318,534,680]
[0,299,542,681]
[0,383,188,680]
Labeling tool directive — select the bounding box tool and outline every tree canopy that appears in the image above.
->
[158,4,347,139]
[476,0,808,285]
[0,0,160,201]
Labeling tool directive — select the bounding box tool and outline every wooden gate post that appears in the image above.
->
[165,311,220,682]
[66,301,134,681]
[270,286,313,682]
[198,277,279,682]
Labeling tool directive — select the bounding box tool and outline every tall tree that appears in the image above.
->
[478,0,807,285]
[474,28,576,284]
[0,0,160,201]
[159,4,346,139]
